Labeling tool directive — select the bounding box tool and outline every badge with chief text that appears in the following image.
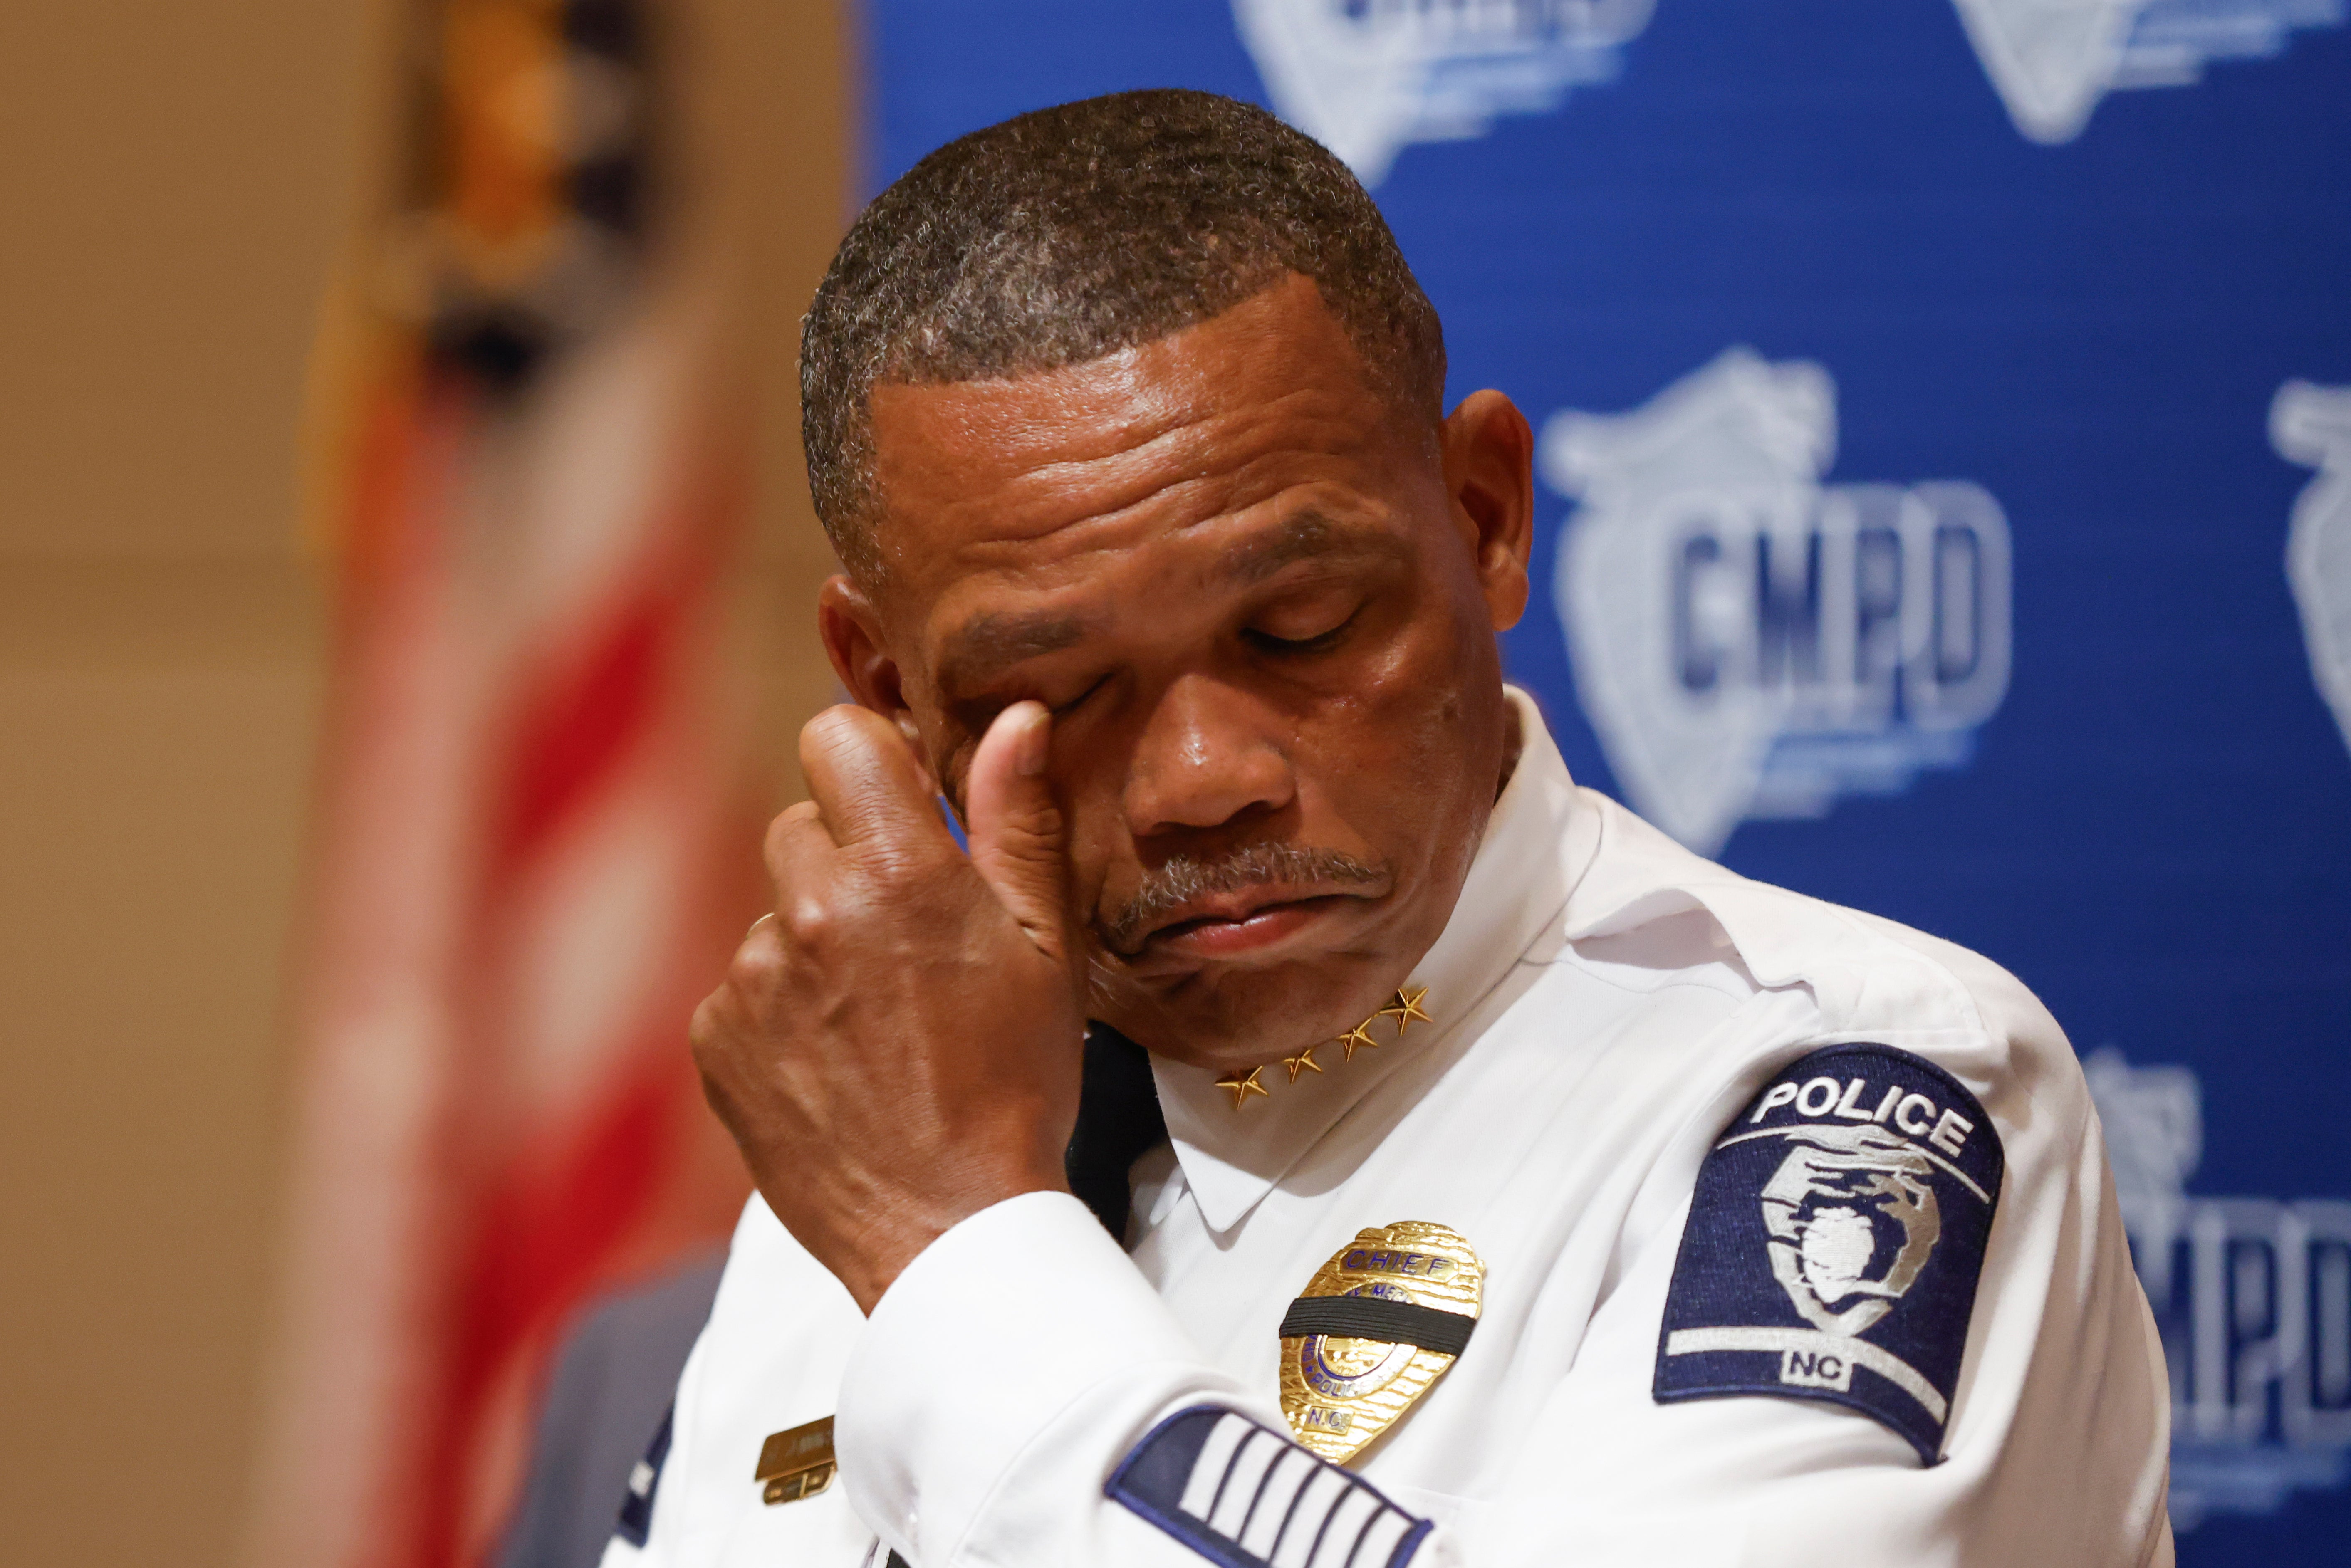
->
[1279,1221,1483,1464]
[1653,1044,2005,1462]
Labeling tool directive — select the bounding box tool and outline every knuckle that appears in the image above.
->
[779,893,835,946]
[688,991,742,1074]
[725,939,784,995]
[859,837,949,890]
[1006,798,1063,841]
[999,827,1065,873]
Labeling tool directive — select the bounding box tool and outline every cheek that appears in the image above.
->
[1305,629,1502,864]
[1369,542,1497,684]
[1354,592,1494,737]
[1054,760,1131,911]
[1300,688,1464,819]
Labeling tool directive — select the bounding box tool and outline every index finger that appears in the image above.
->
[797,705,959,860]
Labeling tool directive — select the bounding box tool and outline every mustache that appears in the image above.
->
[1099,842,1389,953]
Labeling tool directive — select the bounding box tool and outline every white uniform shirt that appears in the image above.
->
[608,690,2173,1568]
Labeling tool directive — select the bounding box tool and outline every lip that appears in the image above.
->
[1117,887,1374,971]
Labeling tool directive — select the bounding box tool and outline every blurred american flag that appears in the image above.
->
[251,2,756,1563]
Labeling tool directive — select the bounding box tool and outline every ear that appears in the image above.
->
[818,575,934,783]
[1440,389,1536,633]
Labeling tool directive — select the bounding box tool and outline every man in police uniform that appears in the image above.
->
[609,90,2172,1567]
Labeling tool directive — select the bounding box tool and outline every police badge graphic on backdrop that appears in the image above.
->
[1655,1044,2005,1462]
[1230,0,1654,184]
[1542,349,2013,858]
[1950,0,2344,145]
[2275,378,2351,765]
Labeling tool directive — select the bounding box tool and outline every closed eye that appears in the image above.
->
[1052,675,1111,717]
[1243,608,1359,657]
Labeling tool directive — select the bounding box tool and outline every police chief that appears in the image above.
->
[607,88,2172,1568]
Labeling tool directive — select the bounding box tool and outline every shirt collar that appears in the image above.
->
[1151,687,1601,1233]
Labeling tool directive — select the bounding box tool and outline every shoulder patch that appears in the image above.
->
[1106,1405,1432,1568]
[1653,1043,2005,1462]
[614,1400,674,1548]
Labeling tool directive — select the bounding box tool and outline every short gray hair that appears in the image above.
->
[799,88,1447,583]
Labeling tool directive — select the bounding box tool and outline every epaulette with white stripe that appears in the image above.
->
[1106,1405,1432,1568]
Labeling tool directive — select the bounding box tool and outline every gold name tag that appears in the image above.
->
[755,1415,836,1505]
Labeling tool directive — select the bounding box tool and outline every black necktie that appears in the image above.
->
[1062,1023,1168,1243]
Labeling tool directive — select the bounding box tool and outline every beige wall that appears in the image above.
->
[0,4,849,1564]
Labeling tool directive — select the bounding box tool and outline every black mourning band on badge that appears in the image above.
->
[1278,1295,1477,1358]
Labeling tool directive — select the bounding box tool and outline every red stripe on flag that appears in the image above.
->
[492,575,690,876]
[263,322,759,1568]
[417,1039,686,1568]
[420,488,735,1565]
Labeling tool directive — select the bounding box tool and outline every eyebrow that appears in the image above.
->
[1217,510,1407,586]
[937,609,1091,698]
[933,512,1407,697]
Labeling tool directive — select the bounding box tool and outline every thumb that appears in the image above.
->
[966,701,1073,963]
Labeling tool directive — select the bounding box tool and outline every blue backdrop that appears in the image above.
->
[859,4,2351,1558]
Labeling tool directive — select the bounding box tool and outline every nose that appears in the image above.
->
[1121,675,1296,841]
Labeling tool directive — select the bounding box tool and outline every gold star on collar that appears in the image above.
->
[1378,985,1432,1034]
[1214,992,1435,1109]
[1215,1066,1271,1110]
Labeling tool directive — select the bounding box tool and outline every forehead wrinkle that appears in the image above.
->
[911,383,1388,557]
[945,425,1389,587]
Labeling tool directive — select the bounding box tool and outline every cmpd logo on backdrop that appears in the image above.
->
[2275,378,2351,764]
[1955,0,2346,144]
[1231,0,2344,183]
[1538,349,2012,855]
[2086,1050,2351,1527]
[1231,0,1655,182]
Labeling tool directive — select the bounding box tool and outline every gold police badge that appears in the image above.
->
[1278,1221,1484,1464]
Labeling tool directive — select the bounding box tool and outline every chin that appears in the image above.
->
[1096,953,1396,1071]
